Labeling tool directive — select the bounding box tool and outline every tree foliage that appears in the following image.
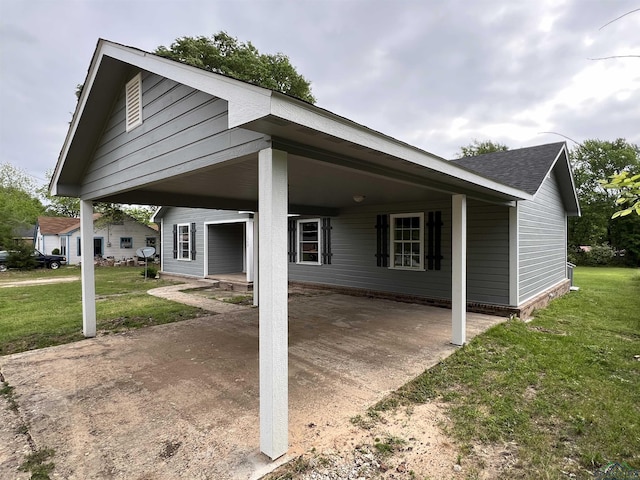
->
[457,139,509,158]
[568,138,640,265]
[601,171,640,218]
[0,163,46,249]
[155,32,316,103]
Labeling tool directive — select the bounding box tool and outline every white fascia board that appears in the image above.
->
[269,94,533,201]
[149,206,164,223]
[99,42,273,127]
[530,144,580,216]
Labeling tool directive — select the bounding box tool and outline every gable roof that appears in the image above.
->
[37,216,81,235]
[451,142,580,216]
[51,39,536,209]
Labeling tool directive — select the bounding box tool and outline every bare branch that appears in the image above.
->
[599,8,640,30]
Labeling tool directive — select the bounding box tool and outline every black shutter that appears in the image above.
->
[288,219,297,262]
[375,214,389,267]
[321,218,332,265]
[190,223,197,260]
[425,211,443,270]
[434,211,443,270]
[172,224,177,259]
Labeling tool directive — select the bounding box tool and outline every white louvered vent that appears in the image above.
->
[125,73,143,132]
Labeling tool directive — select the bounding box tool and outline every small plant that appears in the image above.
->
[373,435,405,457]
[51,248,60,255]
[140,266,158,278]
[19,447,55,479]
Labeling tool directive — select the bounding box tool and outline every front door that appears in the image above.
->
[94,238,103,257]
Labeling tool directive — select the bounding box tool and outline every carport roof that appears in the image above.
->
[52,39,539,208]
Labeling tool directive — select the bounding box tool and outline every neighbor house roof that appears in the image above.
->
[37,216,81,235]
[451,142,580,216]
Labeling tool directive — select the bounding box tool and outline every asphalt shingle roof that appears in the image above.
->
[450,142,565,195]
[37,216,81,235]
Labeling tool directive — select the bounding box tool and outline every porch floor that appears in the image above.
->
[0,291,504,479]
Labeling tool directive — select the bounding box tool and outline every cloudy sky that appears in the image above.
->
[1,0,639,187]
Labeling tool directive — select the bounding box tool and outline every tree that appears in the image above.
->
[38,170,80,217]
[155,32,316,103]
[568,139,640,264]
[0,163,46,249]
[457,139,509,158]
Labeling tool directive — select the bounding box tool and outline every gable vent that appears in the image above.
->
[125,73,143,132]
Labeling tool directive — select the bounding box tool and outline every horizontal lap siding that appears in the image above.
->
[208,223,244,274]
[289,201,453,300]
[466,201,510,304]
[159,208,249,278]
[519,172,567,303]
[82,73,266,197]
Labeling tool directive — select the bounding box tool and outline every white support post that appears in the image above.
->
[258,148,288,459]
[80,200,96,338]
[246,219,254,283]
[451,194,467,346]
[508,204,519,307]
[253,213,259,307]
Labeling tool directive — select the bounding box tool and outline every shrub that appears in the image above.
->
[570,243,617,266]
[8,243,37,270]
[140,266,158,278]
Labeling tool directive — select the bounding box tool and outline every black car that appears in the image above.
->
[0,249,67,272]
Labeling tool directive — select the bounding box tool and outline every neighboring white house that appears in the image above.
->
[35,214,159,265]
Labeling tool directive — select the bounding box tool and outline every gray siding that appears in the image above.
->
[81,72,266,198]
[466,201,510,305]
[289,201,455,300]
[519,171,567,302]
[159,207,249,278]
[208,223,244,274]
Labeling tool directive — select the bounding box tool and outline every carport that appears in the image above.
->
[1,292,503,479]
[50,40,530,459]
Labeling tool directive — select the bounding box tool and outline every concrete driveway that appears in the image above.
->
[0,290,504,479]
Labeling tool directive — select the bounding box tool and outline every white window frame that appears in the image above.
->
[297,218,322,265]
[125,72,143,132]
[120,237,133,249]
[177,223,191,261]
[389,212,425,271]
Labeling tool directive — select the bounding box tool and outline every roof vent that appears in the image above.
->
[125,73,143,132]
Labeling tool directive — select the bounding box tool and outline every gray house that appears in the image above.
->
[154,142,578,321]
[50,39,579,460]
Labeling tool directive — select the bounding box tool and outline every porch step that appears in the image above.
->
[205,276,253,292]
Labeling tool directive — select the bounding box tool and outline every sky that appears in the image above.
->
[1,0,639,189]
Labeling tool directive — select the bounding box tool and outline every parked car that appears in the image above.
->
[0,249,67,272]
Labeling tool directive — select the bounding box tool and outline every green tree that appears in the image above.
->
[155,32,316,103]
[0,163,46,249]
[601,172,640,218]
[569,139,640,264]
[38,170,81,217]
[457,139,509,158]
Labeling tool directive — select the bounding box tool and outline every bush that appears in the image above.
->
[51,248,60,255]
[569,243,616,266]
[140,266,158,278]
[8,243,37,270]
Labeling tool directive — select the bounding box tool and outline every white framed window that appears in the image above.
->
[177,224,191,260]
[297,219,321,265]
[390,213,424,270]
[125,72,143,132]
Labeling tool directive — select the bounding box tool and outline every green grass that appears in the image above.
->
[372,267,640,479]
[0,266,203,355]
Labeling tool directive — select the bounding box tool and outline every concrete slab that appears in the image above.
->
[0,292,504,479]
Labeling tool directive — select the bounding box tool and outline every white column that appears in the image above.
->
[258,148,288,459]
[246,219,254,283]
[80,200,96,338]
[451,194,467,346]
[253,213,259,307]
[509,205,519,307]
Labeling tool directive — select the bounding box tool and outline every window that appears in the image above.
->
[297,219,321,264]
[177,224,191,260]
[146,237,156,248]
[120,237,133,249]
[125,72,143,132]
[60,238,66,256]
[390,213,424,270]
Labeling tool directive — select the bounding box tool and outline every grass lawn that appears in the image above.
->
[369,267,640,479]
[0,266,203,355]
